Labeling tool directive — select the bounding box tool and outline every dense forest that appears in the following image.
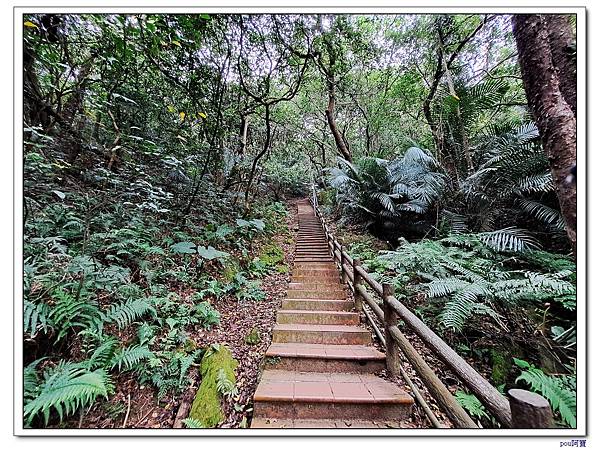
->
[22,13,577,429]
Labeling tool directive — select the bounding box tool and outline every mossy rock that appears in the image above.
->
[187,345,238,428]
[258,243,284,267]
[245,327,261,345]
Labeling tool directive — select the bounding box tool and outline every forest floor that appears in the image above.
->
[60,200,299,429]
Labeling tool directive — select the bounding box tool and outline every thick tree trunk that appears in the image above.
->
[545,15,577,117]
[512,14,577,255]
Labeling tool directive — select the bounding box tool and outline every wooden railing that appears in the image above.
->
[309,189,554,429]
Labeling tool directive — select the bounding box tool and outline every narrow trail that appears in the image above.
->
[251,200,414,428]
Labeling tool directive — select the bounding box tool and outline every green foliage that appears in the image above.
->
[514,359,576,428]
[455,390,490,421]
[110,345,154,371]
[24,361,114,426]
[49,289,103,342]
[170,241,197,254]
[194,302,221,329]
[327,149,449,227]
[105,298,156,329]
[244,327,260,345]
[373,237,575,333]
[182,417,205,428]
[197,245,230,262]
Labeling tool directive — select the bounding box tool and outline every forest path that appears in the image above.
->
[250,199,413,428]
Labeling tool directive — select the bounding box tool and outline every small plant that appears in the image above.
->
[194,302,221,329]
[244,327,260,345]
[24,360,114,426]
[513,358,576,428]
[182,417,205,428]
[455,390,490,422]
[216,368,238,399]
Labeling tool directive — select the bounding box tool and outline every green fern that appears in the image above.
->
[182,417,205,428]
[110,345,154,371]
[105,298,156,329]
[87,337,119,369]
[514,359,576,428]
[517,199,565,231]
[49,289,103,342]
[24,358,44,402]
[24,361,114,425]
[455,390,490,421]
[178,350,201,387]
[216,368,238,398]
[24,300,52,336]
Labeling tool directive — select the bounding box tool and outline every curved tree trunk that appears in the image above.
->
[512,14,577,255]
[325,77,352,162]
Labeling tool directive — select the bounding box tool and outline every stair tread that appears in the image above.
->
[251,418,401,428]
[254,370,412,403]
[278,309,358,315]
[274,323,369,333]
[266,343,384,360]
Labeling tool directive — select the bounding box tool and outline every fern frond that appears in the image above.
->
[110,345,154,371]
[179,350,201,386]
[87,337,119,369]
[105,298,156,329]
[517,199,565,230]
[455,390,490,420]
[182,417,205,428]
[24,361,113,425]
[24,300,52,336]
[50,289,103,341]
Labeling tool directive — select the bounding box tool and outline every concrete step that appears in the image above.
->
[251,418,403,428]
[286,289,347,300]
[290,277,341,285]
[277,309,359,325]
[282,299,353,311]
[273,324,371,345]
[253,370,413,422]
[288,282,345,291]
[264,343,385,373]
[292,270,340,277]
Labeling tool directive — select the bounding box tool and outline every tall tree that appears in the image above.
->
[512,14,577,254]
[545,15,577,117]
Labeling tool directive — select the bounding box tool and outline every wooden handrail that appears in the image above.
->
[307,189,552,429]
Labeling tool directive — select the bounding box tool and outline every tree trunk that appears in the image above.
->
[512,14,577,255]
[545,15,577,117]
[325,80,352,162]
[239,114,249,154]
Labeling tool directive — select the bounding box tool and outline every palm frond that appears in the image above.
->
[477,227,540,252]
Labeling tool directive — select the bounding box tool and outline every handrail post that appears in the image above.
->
[352,258,363,311]
[383,283,401,377]
[340,244,348,283]
[508,389,554,428]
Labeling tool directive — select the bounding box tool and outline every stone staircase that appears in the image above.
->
[251,200,413,428]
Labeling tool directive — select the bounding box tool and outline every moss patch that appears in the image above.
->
[187,345,238,428]
[223,259,241,283]
[245,327,260,345]
[490,348,511,385]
